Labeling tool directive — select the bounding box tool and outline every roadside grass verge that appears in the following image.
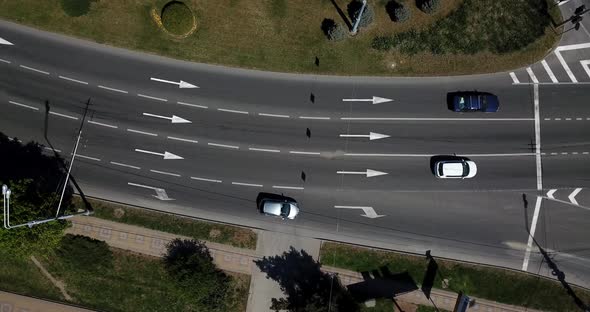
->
[0,251,63,301]
[321,242,590,311]
[0,0,560,76]
[72,196,257,249]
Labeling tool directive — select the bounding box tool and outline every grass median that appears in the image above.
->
[321,242,590,311]
[0,0,560,76]
[72,196,257,249]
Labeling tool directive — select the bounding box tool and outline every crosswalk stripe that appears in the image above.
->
[526,67,539,83]
[509,72,520,84]
[541,60,558,83]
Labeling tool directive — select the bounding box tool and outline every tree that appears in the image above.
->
[386,1,410,22]
[347,1,375,29]
[255,247,359,312]
[321,19,347,41]
[418,0,441,14]
[163,238,230,311]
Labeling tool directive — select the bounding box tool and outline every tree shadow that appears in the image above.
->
[329,0,353,30]
[321,18,337,39]
[385,1,402,21]
[347,266,418,302]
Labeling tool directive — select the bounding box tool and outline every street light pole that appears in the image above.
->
[351,0,367,35]
[2,184,9,229]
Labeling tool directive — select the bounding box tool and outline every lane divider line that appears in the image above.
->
[127,128,158,137]
[259,113,290,118]
[231,182,263,187]
[77,154,101,161]
[272,185,304,190]
[167,136,199,144]
[19,65,50,75]
[150,169,181,177]
[58,75,88,85]
[299,116,331,120]
[191,176,222,183]
[208,142,239,149]
[289,151,321,155]
[8,100,39,111]
[88,120,118,129]
[110,161,140,170]
[218,108,249,115]
[49,111,79,120]
[98,85,128,94]
[249,147,280,153]
[177,101,208,109]
[137,94,167,102]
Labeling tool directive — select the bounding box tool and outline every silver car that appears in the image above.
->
[257,193,300,220]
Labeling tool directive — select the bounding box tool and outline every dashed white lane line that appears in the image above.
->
[150,169,181,177]
[561,152,568,155]
[58,75,88,85]
[522,196,542,271]
[43,146,62,153]
[526,67,539,84]
[88,120,118,129]
[77,154,101,161]
[177,101,208,109]
[249,147,280,153]
[544,118,550,121]
[98,85,128,94]
[191,176,222,183]
[577,118,583,121]
[127,128,158,137]
[49,111,79,120]
[232,182,263,187]
[551,152,558,155]
[208,142,239,149]
[218,108,249,115]
[0,58,11,64]
[584,152,590,155]
[137,94,167,102]
[259,113,290,118]
[19,65,50,75]
[541,60,558,83]
[341,117,534,121]
[555,118,562,121]
[509,72,520,84]
[110,161,140,170]
[167,136,199,144]
[8,100,39,111]
[289,151,321,155]
[272,185,304,190]
[299,116,331,120]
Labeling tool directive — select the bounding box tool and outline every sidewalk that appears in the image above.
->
[0,291,94,312]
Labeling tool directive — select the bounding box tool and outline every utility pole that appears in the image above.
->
[351,0,367,35]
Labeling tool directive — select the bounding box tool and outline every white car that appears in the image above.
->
[434,159,477,179]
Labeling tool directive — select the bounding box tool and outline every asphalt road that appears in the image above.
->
[1,2,590,290]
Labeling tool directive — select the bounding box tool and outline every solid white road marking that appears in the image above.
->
[43,146,62,153]
[340,117,533,121]
[249,147,280,153]
[526,67,539,84]
[0,58,11,64]
[88,120,118,129]
[342,96,393,104]
[556,42,590,51]
[143,112,191,123]
[272,185,305,190]
[340,132,390,141]
[150,169,181,177]
[135,148,183,160]
[8,100,39,111]
[522,196,542,271]
[541,60,558,83]
[58,75,88,85]
[49,111,79,120]
[344,153,534,157]
[289,151,321,155]
[111,161,140,170]
[581,60,590,78]
[127,182,174,200]
[509,72,520,84]
[137,94,168,102]
[128,182,158,189]
[77,154,101,161]
[150,77,198,88]
[208,143,239,149]
[167,136,198,144]
[259,113,290,118]
[0,37,13,45]
[218,108,249,115]
[554,51,578,83]
[337,169,388,178]
[232,182,263,187]
[127,128,158,136]
[299,116,331,120]
[191,176,222,183]
[98,85,128,94]
[569,188,583,206]
[557,0,571,6]
[177,101,208,109]
[533,83,542,191]
[334,205,385,218]
[547,189,557,199]
[19,65,49,75]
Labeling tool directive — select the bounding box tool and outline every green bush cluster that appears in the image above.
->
[321,18,347,41]
[56,234,113,270]
[161,1,194,36]
[418,0,441,14]
[61,0,92,17]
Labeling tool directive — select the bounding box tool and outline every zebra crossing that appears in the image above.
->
[510,42,590,84]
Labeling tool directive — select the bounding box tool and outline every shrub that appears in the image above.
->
[321,18,347,41]
[347,1,374,29]
[61,0,92,17]
[371,36,395,50]
[418,0,441,14]
[56,234,113,270]
[386,1,411,22]
[161,1,194,36]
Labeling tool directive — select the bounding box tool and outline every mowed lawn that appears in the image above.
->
[0,0,559,75]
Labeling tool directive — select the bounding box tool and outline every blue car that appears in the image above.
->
[450,92,499,112]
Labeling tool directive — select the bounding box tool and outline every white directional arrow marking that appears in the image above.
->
[0,37,13,45]
[334,205,385,218]
[340,132,390,141]
[135,148,183,160]
[568,188,582,206]
[336,169,388,178]
[547,189,557,199]
[143,112,191,123]
[342,96,393,104]
[150,77,199,89]
[128,182,174,200]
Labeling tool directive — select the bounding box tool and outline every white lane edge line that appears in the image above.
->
[19,65,50,75]
[208,142,239,149]
[77,154,101,161]
[137,93,168,102]
[58,75,88,85]
[554,50,578,83]
[526,67,539,84]
[299,116,331,120]
[289,151,321,155]
[8,100,39,111]
[88,120,118,129]
[259,113,290,118]
[272,185,304,190]
[534,83,542,191]
[127,128,158,137]
[522,196,542,271]
[231,182,263,187]
[344,153,534,157]
[150,169,181,177]
[110,161,141,170]
[127,182,157,190]
[43,146,62,153]
[98,85,128,94]
[49,111,79,120]
[541,60,558,83]
[167,136,199,144]
[0,58,11,64]
[249,147,280,153]
[334,205,372,209]
[218,108,249,115]
[191,176,222,183]
[340,117,534,121]
[509,72,520,84]
[177,101,208,109]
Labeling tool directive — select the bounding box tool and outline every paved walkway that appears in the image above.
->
[0,291,93,312]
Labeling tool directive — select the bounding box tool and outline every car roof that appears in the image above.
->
[442,162,464,176]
